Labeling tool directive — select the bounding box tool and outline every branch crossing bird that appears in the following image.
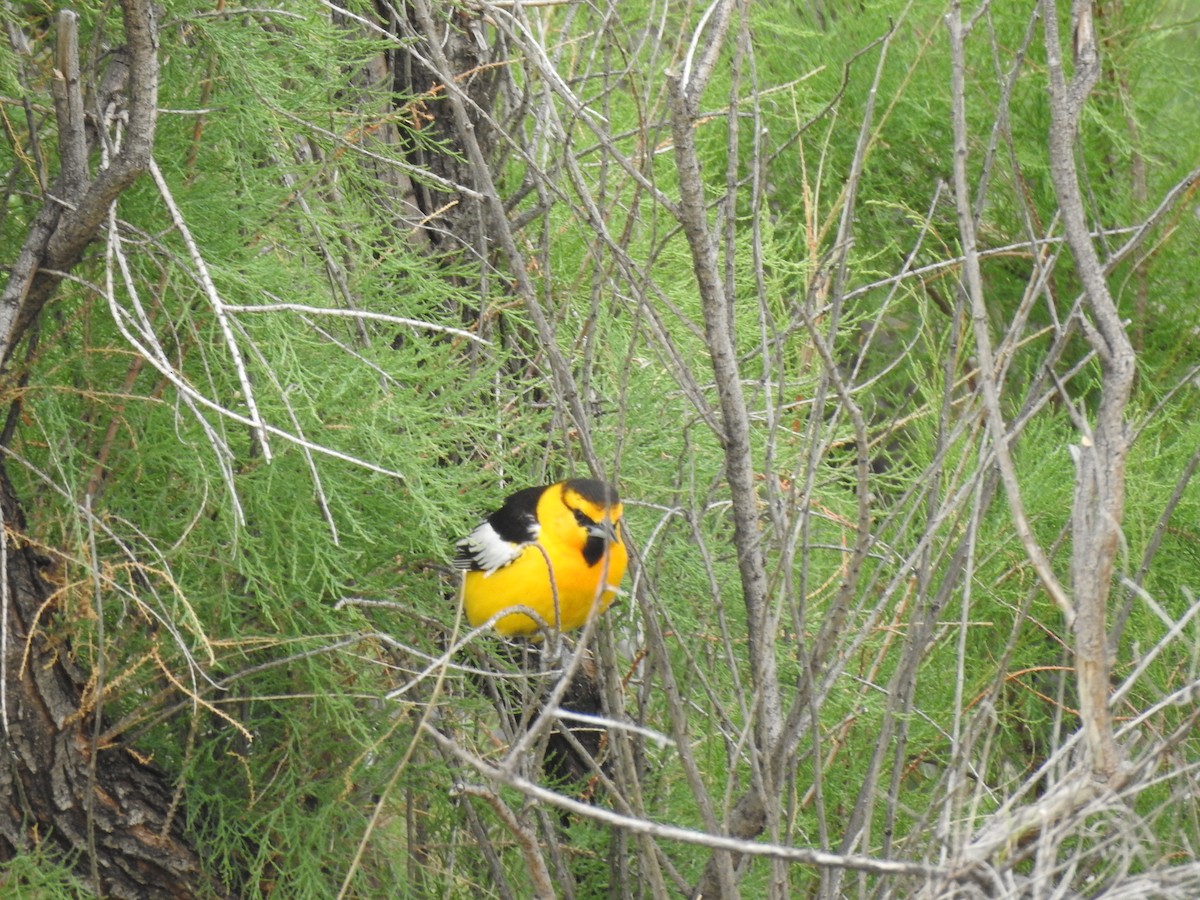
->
[453,479,628,637]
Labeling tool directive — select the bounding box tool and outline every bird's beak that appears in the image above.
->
[587,519,619,544]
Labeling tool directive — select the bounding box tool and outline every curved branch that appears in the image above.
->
[0,0,159,365]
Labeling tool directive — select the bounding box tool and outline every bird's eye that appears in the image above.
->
[573,509,593,528]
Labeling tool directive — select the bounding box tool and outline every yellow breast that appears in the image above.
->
[462,488,628,636]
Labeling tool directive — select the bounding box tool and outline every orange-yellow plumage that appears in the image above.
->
[455,480,628,637]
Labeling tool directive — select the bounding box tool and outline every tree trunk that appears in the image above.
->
[371,0,502,254]
[0,463,222,897]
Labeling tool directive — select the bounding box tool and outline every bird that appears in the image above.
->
[453,479,628,637]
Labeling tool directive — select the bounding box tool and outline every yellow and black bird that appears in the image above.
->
[453,479,628,637]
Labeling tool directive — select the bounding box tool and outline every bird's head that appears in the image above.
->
[545,479,625,566]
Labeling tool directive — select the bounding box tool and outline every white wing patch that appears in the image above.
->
[456,520,537,574]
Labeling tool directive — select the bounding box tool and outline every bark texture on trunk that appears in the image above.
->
[0,464,222,897]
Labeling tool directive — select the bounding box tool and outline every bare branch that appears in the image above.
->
[665,63,781,754]
[1042,0,1134,780]
[1,0,159,365]
[947,2,1074,626]
[424,722,940,880]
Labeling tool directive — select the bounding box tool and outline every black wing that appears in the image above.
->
[453,485,544,573]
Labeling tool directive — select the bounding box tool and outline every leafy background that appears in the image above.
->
[2,0,1200,895]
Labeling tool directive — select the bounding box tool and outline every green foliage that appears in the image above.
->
[0,848,91,898]
[3,3,509,896]
[3,0,1200,894]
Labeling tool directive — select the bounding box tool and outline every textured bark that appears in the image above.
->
[378,0,502,252]
[0,465,220,897]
